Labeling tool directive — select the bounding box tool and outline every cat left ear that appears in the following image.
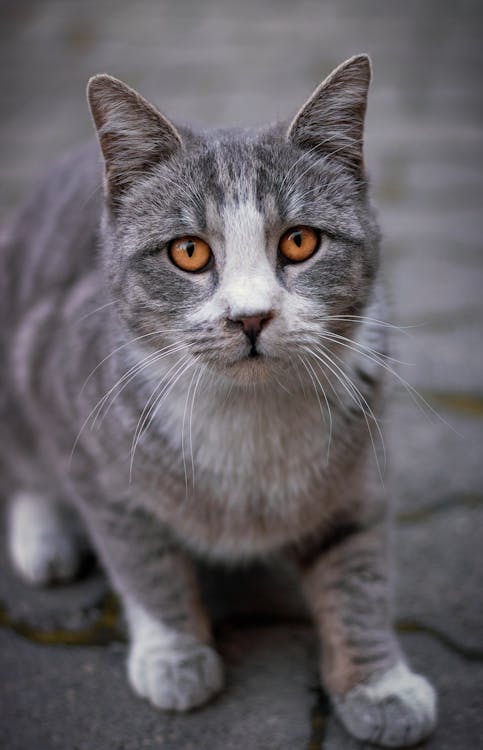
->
[87,74,183,207]
[287,54,371,177]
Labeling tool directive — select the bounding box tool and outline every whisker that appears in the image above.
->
[317,314,418,336]
[291,356,310,400]
[316,343,387,475]
[315,329,410,367]
[94,343,190,427]
[284,135,366,203]
[188,365,206,493]
[280,131,361,198]
[78,299,117,322]
[69,342,189,465]
[270,367,293,395]
[80,327,188,395]
[277,141,325,197]
[181,366,201,495]
[129,355,196,481]
[303,343,386,483]
[315,330,459,435]
[79,180,103,211]
[129,352,192,471]
[298,354,333,465]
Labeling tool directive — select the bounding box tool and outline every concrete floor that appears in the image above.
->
[1,1,482,748]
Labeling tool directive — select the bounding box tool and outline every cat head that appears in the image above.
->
[87,56,379,386]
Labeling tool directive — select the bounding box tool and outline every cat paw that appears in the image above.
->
[332,661,437,747]
[11,529,81,586]
[128,635,224,711]
[8,492,82,585]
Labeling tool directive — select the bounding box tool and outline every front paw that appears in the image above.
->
[128,634,224,711]
[332,661,437,747]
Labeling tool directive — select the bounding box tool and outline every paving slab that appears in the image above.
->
[387,398,483,517]
[0,623,315,750]
[394,506,483,655]
[394,319,483,394]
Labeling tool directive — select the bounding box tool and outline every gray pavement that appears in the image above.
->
[1,1,482,748]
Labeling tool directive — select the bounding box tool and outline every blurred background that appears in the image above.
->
[0,1,482,748]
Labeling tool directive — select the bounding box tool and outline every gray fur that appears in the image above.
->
[0,55,436,745]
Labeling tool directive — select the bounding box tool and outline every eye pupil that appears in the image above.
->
[168,236,212,272]
[279,225,320,263]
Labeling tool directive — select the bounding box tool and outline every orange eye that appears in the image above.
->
[168,236,212,273]
[279,226,320,263]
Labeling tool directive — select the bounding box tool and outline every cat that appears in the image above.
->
[0,55,436,747]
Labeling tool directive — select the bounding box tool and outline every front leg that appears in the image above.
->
[299,521,436,747]
[84,501,223,711]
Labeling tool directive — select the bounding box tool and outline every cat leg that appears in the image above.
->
[8,490,85,585]
[299,521,436,747]
[84,502,223,711]
[125,599,224,712]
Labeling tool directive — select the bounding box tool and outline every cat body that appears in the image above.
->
[1,56,436,746]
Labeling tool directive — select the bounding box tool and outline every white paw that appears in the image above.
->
[333,661,437,747]
[8,492,81,586]
[12,534,80,586]
[128,634,224,711]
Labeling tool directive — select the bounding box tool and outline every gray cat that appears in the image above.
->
[1,55,436,746]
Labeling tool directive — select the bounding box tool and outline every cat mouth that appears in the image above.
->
[234,353,263,366]
[226,349,270,372]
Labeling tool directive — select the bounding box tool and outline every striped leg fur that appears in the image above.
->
[300,522,437,747]
[83,500,223,712]
[333,660,436,747]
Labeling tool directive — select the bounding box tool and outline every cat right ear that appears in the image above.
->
[87,74,183,208]
[287,55,371,177]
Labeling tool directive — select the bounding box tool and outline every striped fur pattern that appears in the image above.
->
[0,56,435,745]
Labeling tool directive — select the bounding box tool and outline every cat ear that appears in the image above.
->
[287,54,371,176]
[87,74,183,205]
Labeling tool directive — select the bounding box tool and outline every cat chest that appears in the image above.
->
[116,381,356,557]
[180,390,329,482]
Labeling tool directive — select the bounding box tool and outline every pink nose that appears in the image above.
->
[228,311,274,345]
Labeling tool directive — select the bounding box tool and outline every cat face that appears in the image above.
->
[88,56,379,385]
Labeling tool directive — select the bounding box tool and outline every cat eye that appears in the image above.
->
[279,226,320,263]
[168,236,213,273]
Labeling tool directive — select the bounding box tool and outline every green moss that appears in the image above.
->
[0,593,124,646]
[421,390,483,417]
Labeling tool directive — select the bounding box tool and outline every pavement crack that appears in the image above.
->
[397,493,483,524]
[307,688,331,750]
[396,619,483,661]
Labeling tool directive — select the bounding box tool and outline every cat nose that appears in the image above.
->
[228,311,274,345]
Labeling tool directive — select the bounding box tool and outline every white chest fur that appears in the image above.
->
[156,370,335,509]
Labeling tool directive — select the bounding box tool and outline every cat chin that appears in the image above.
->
[217,354,277,386]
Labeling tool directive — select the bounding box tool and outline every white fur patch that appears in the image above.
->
[193,201,281,324]
[220,202,279,319]
[8,491,81,585]
[334,661,437,747]
[125,601,224,711]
